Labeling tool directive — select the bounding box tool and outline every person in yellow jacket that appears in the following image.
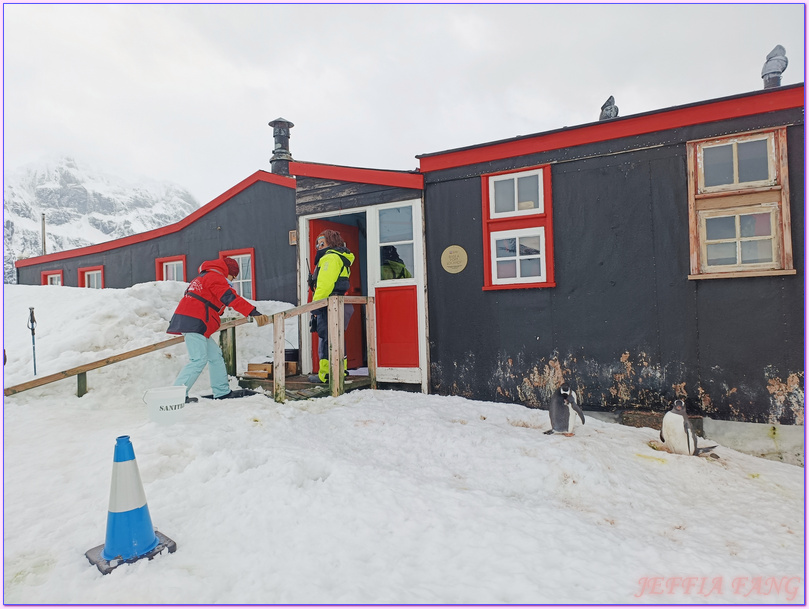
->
[309,229,355,383]
[380,245,413,280]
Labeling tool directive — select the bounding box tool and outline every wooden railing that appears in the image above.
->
[3,295,375,403]
[265,295,376,402]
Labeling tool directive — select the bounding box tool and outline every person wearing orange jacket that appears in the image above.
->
[167,257,269,401]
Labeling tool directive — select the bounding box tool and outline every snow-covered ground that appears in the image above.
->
[2,283,805,604]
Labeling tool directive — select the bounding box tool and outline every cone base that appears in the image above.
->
[86,530,177,575]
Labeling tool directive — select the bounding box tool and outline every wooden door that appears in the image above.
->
[308,219,363,370]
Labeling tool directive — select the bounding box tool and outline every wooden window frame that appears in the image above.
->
[40,270,64,285]
[482,164,556,290]
[78,265,105,289]
[155,255,187,282]
[220,248,256,299]
[687,127,794,280]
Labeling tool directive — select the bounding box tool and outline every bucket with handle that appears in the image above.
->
[142,386,187,425]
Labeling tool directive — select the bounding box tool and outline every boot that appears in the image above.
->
[317,358,330,383]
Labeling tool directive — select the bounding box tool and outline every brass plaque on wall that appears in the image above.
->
[441,245,468,274]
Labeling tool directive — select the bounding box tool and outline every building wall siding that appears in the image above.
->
[424,122,804,424]
[17,180,299,304]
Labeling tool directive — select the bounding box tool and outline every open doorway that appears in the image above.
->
[306,213,367,371]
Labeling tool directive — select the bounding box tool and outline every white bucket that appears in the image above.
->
[143,385,188,425]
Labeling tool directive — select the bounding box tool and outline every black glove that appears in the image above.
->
[309,311,318,333]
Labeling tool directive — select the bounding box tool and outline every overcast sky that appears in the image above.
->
[3,3,805,204]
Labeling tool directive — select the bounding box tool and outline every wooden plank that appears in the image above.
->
[4,316,251,397]
[328,296,342,397]
[273,312,286,403]
[695,189,781,210]
[365,296,377,390]
[777,127,794,270]
[220,326,236,376]
[686,141,700,274]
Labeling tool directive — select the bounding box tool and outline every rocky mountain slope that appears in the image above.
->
[4,157,200,283]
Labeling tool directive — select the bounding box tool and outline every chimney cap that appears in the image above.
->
[269,117,295,128]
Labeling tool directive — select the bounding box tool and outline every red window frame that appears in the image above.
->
[155,255,187,281]
[40,270,64,285]
[77,265,105,288]
[219,248,256,299]
[481,164,556,290]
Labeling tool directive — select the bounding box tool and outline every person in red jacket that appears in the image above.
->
[168,257,269,400]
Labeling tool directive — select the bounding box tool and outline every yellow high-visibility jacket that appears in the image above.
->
[312,247,355,301]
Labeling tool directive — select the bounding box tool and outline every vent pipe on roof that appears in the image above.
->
[761,45,788,89]
[41,213,46,255]
[269,118,294,175]
[599,96,619,120]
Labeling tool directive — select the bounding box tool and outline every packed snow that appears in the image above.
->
[2,282,805,604]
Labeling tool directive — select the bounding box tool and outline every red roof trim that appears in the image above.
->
[419,86,805,173]
[289,160,424,190]
[15,170,295,268]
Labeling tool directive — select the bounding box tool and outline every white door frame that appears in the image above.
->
[298,198,428,392]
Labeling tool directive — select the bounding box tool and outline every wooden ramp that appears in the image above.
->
[238,374,373,401]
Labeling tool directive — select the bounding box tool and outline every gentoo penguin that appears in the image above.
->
[660,399,716,455]
[545,383,585,436]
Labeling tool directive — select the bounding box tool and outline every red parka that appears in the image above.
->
[167,259,259,338]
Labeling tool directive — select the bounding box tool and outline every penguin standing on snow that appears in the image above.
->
[660,399,715,455]
[545,383,585,436]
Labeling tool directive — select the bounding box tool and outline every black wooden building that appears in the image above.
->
[14,83,804,424]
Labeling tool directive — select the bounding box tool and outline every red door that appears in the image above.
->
[309,219,363,370]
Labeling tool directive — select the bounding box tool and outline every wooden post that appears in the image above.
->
[219,326,237,377]
[77,371,87,397]
[273,312,286,403]
[328,296,344,397]
[365,296,377,389]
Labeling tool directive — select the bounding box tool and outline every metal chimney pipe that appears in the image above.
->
[269,118,294,175]
[761,45,788,89]
[41,213,46,255]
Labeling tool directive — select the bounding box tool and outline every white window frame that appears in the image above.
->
[45,273,62,285]
[490,227,547,285]
[162,260,184,281]
[84,270,102,289]
[378,204,416,283]
[229,254,253,299]
[488,167,545,219]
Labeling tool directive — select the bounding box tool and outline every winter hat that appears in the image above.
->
[222,257,240,277]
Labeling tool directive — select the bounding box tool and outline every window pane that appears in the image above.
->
[737,139,769,183]
[740,213,771,238]
[495,238,516,259]
[517,174,539,210]
[741,239,773,264]
[496,260,517,279]
[85,271,101,289]
[705,216,736,240]
[379,206,413,243]
[703,144,734,187]
[519,235,541,256]
[520,258,541,277]
[706,243,737,266]
[380,244,414,280]
[493,179,515,214]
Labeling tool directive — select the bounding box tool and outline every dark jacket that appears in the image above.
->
[167,259,258,338]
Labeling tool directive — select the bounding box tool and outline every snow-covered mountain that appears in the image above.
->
[3,156,200,283]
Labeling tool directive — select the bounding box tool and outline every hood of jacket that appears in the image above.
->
[198,259,229,277]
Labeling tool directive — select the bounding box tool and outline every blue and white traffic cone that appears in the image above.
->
[85,435,176,574]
